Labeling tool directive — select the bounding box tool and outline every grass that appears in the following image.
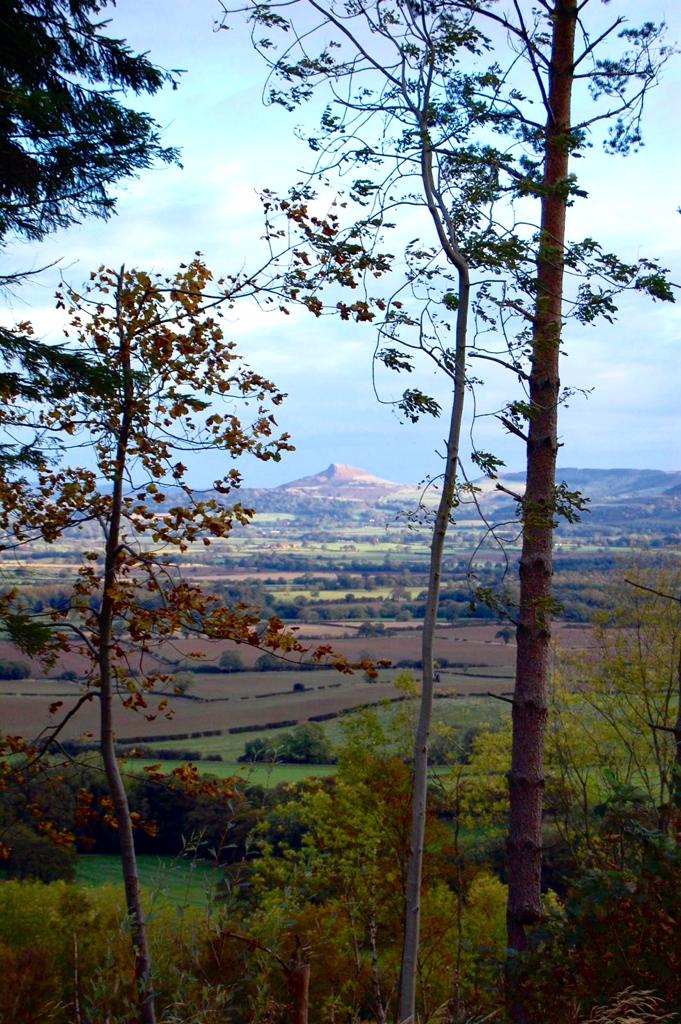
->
[439,665,513,678]
[76,853,220,906]
[131,758,337,785]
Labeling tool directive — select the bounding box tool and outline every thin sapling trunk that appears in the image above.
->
[98,277,156,1024]
[399,118,470,1024]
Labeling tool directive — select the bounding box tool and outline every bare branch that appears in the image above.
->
[486,691,514,704]
[573,16,625,71]
[27,691,97,768]
[512,1,551,118]
[624,578,680,606]
[498,417,529,444]
[470,352,530,380]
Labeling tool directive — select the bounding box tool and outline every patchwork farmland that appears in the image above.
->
[0,622,591,753]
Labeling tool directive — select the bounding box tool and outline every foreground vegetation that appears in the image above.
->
[1,688,679,1023]
[1,560,679,1024]
[2,564,680,1021]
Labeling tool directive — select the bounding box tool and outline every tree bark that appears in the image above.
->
[674,638,681,804]
[506,2,577,1016]
[287,945,311,1024]
[98,270,156,1024]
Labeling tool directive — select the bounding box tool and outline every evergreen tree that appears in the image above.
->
[0,0,178,243]
[0,0,180,468]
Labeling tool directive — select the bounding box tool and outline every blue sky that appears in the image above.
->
[2,0,680,488]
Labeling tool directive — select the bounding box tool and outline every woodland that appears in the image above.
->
[0,2,679,1024]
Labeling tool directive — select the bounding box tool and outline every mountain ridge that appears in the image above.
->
[270,464,681,502]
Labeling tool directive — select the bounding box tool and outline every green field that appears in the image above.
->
[131,758,337,785]
[76,854,220,906]
[129,694,509,772]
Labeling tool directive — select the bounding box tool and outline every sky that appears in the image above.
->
[2,0,680,489]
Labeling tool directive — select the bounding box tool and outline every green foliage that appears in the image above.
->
[240,722,336,764]
[0,0,177,477]
[555,563,681,842]
[0,0,180,474]
[471,450,506,478]
[254,652,284,671]
[552,483,590,525]
[0,881,214,1024]
[0,823,75,882]
[459,723,512,832]
[281,723,335,763]
[522,836,681,1021]
[356,619,389,637]
[239,735,277,763]
[0,294,130,475]
[398,388,442,423]
[232,710,507,1020]
[427,721,462,766]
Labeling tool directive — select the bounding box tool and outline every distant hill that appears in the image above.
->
[493,467,681,501]
[277,463,404,501]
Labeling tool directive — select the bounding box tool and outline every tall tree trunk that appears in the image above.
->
[399,125,470,1024]
[674,636,681,807]
[98,272,156,1024]
[506,1,577,1016]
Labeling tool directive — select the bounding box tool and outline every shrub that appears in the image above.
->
[521,835,681,1021]
[0,941,60,1024]
[240,737,278,763]
[120,745,204,761]
[0,659,30,680]
[239,724,336,764]
[219,651,244,672]
[0,881,210,1023]
[230,719,297,734]
[254,653,283,671]
[0,824,76,882]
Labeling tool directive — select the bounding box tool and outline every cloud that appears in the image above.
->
[1,0,679,486]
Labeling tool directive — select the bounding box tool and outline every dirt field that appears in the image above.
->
[0,621,592,675]
[0,621,593,743]
[0,672,403,742]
